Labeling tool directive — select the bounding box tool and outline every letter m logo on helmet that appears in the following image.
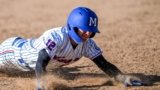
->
[89,17,97,27]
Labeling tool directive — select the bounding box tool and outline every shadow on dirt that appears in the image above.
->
[0,69,36,78]
[50,66,160,89]
[1,66,160,90]
[50,65,107,80]
[50,65,114,90]
[125,73,160,86]
[71,80,115,90]
[0,71,35,78]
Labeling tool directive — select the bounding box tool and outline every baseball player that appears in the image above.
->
[0,7,145,90]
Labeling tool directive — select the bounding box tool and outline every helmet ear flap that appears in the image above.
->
[90,33,96,38]
[73,27,78,33]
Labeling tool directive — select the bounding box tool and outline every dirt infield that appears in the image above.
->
[0,0,160,90]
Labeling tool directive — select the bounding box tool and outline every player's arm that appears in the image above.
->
[92,55,144,86]
[92,54,122,77]
[35,49,50,89]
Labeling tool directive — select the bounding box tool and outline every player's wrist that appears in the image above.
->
[114,72,125,83]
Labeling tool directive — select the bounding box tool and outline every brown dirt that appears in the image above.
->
[0,0,160,90]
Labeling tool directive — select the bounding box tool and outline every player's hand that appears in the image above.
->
[115,73,145,86]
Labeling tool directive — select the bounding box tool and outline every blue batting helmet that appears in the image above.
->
[67,7,99,44]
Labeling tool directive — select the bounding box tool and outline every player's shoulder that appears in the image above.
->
[44,27,68,42]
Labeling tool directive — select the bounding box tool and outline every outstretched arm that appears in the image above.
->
[92,55,122,77]
[92,55,144,86]
[35,49,50,90]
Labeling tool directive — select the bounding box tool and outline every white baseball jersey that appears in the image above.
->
[0,27,102,71]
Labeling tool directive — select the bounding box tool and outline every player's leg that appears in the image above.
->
[0,37,19,68]
[0,37,16,69]
[0,37,36,75]
[0,37,20,46]
[0,37,23,72]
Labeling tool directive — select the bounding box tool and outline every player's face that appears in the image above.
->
[78,29,92,41]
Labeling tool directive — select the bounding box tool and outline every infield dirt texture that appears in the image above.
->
[0,0,160,90]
